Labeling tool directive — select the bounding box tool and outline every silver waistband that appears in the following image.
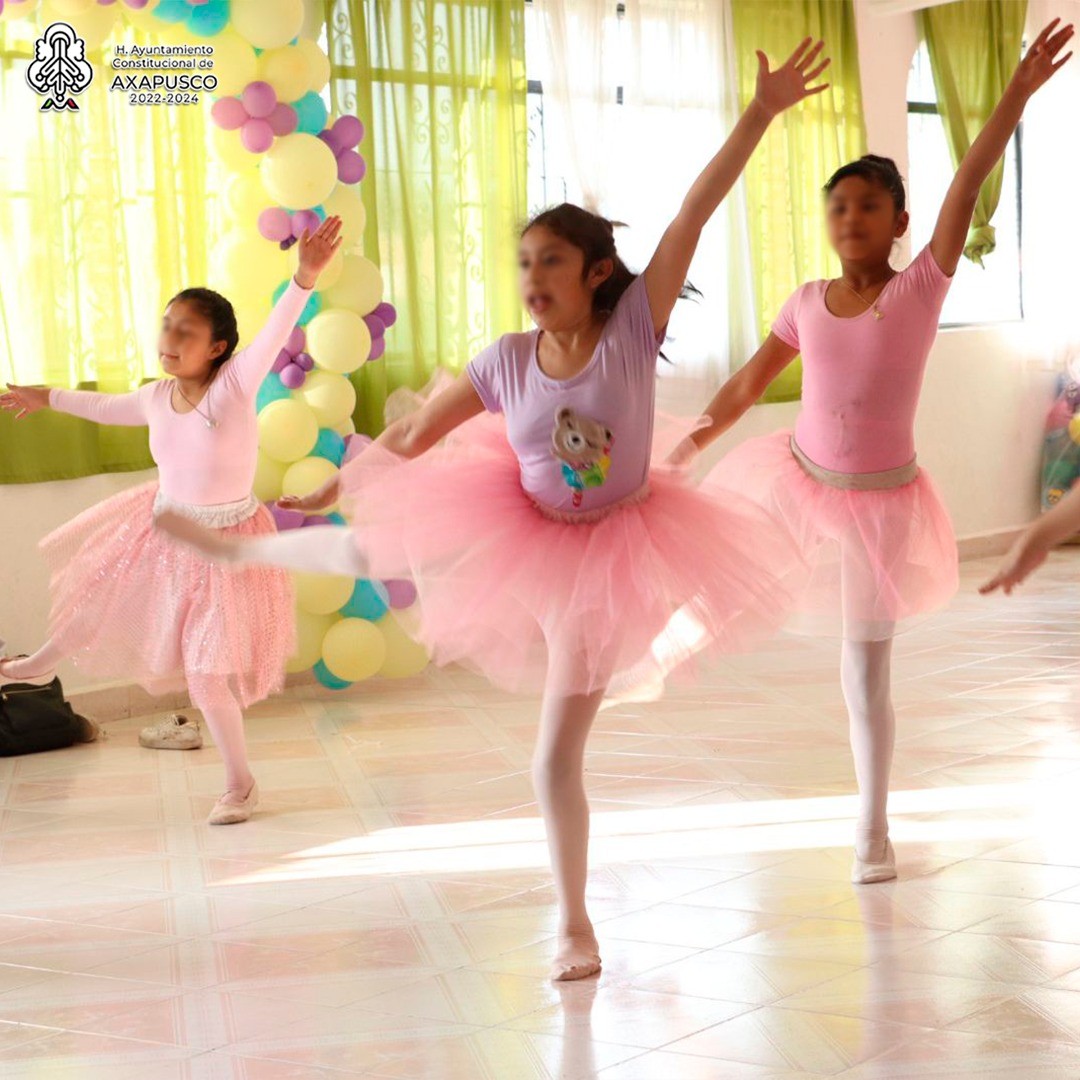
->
[152,490,260,528]
[789,437,918,491]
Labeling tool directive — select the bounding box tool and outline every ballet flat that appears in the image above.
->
[852,838,897,884]
[208,782,259,826]
[0,657,57,687]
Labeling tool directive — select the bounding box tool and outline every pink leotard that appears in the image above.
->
[50,279,312,505]
[771,244,953,474]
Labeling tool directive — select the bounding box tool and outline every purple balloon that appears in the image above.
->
[279,362,306,389]
[285,326,306,356]
[242,81,277,120]
[362,314,386,338]
[271,348,291,373]
[318,128,346,157]
[343,433,372,463]
[367,336,386,362]
[302,514,333,528]
[293,351,315,372]
[372,302,397,328]
[332,115,365,149]
[337,150,366,185]
[259,207,292,243]
[268,103,298,137]
[291,209,321,239]
[384,580,417,609]
[122,0,152,8]
[270,504,305,531]
[211,96,246,131]
[241,118,274,154]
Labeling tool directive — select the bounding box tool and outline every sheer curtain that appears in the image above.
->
[530,0,757,388]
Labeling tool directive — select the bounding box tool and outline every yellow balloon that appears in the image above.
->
[0,1,41,23]
[258,398,319,463]
[211,125,259,174]
[118,0,163,31]
[305,309,371,375]
[289,243,343,290]
[1069,416,1080,445]
[257,44,311,103]
[233,302,272,347]
[294,573,353,616]
[40,0,115,50]
[225,170,266,217]
[220,233,288,301]
[295,37,330,94]
[252,450,287,502]
[322,618,387,682]
[261,133,338,210]
[332,417,356,438]
[45,0,91,15]
[322,255,384,315]
[288,610,337,673]
[376,614,429,679]
[322,184,367,250]
[282,456,340,505]
[232,0,304,50]
[299,370,357,427]
[209,28,257,97]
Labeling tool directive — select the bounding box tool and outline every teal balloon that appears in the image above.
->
[298,292,322,326]
[190,0,230,36]
[154,0,188,23]
[311,429,346,466]
[256,373,291,412]
[314,659,352,690]
[340,579,389,621]
[327,512,346,525]
[295,92,329,135]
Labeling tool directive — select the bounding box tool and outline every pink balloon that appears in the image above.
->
[333,115,364,149]
[291,209,321,239]
[280,363,306,390]
[211,97,247,131]
[259,207,292,243]
[189,0,211,5]
[293,351,315,372]
[337,150,366,184]
[242,81,277,120]
[372,302,397,328]
[241,118,274,154]
[285,327,306,356]
[318,128,346,157]
[367,336,386,362]
[124,0,152,6]
[385,580,417,609]
[268,103,298,137]
[362,314,385,338]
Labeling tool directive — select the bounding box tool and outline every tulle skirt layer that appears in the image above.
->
[40,482,294,706]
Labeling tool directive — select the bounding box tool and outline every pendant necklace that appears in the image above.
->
[834,276,887,320]
[176,384,218,429]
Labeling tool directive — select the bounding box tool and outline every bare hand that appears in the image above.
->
[979,534,1049,596]
[0,384,51,420]
[277,484,338,513]
[1011,18,1074,98]
[754,38,831,118]
[294,215,344,289]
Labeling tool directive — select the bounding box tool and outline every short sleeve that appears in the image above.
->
[903,244,953,309]
[466,338,504,414]
[606,274,666,362]
[771,287,802,350]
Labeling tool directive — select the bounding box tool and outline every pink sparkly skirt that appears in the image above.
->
[40,482,294,706]
[340,417,797,696]
[702,430,958,640]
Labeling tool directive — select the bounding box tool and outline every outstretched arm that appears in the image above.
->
[279,372,485,512]
[2,383,148,426]
[930,17,1073,276]
[643,39,831,332]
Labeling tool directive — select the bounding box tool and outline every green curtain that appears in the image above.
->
[0,18,210,484]
[324,0,528,437]
[731,0,866,403]
[919,0,1026,267]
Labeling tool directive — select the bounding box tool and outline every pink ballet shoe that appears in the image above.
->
[852,838,897,884]
[207,782,259,826]
[0,657,57,687]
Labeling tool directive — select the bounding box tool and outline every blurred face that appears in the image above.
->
[157,299,226,381]
[825,175,909,264]
[518,225,612,331]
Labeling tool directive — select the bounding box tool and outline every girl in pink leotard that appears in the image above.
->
[0,217,343,825]
[668,19,1073,885]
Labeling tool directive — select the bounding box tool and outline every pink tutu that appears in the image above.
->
[341,417,798,696]
[40,482,294,707]
[703,430,958,640]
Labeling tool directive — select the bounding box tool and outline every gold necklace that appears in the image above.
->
[175,383,218,429]
[834,276,887,320]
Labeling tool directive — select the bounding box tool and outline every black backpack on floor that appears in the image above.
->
[0,677,90,756]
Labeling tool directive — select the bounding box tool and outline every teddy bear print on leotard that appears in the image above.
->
[551,406,613,508]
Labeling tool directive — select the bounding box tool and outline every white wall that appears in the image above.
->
[0,2,1060,691]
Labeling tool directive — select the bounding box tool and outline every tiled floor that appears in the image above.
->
[5,553,1080,1077]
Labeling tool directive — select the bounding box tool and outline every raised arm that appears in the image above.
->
[223,216,343,398]
[279,372,484,512]
[642,39,831,332]
[1,383,148,426]
[930,18,1073,277]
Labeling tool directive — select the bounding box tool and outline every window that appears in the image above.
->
[906,42,1023,326]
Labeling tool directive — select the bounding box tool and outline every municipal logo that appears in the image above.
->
[26,22,94,112]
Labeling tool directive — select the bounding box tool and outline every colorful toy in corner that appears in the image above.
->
[3,0,428,689]
[1040,374,1080,512]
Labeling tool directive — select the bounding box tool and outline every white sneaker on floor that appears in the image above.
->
[208,782,259,826]
[139,713,202,751]
[852,838,897,884]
